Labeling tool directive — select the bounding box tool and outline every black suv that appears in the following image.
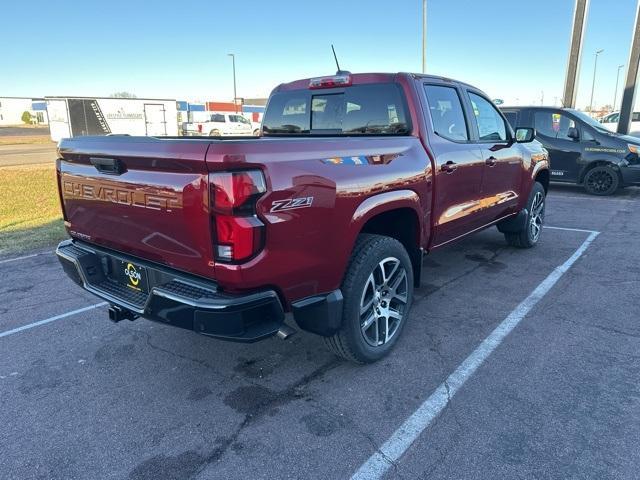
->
[501,106,640,195]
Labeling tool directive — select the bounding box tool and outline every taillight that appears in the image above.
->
[198,124,203,133]
[209,170,266,262]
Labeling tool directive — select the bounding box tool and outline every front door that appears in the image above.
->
[422,83,487,247]
[144,104,167,136]
[467,91,523,222]
[532,109,581,182]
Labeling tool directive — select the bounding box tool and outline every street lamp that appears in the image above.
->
[228,53,237,113]
[588,48,604,113]
[613,64,624,111]
[421,0,427,73]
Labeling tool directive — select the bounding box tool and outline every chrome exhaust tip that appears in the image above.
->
[277,324,296,340]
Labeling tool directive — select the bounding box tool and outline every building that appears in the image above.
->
[46,96,179,141]
[0,97,49,126]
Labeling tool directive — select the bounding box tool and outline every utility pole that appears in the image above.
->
[618,0,640,134]
[589,48,604,112]
[613,64,624,111]
[422,0,427,73]
[228,53,237,113]
[562,0,590,108]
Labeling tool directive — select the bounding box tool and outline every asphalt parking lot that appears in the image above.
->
[1,184,639,480]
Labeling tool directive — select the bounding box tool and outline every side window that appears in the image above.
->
[423,85,468,141]
[211,114,225,123]
[468,92,507,141]
[502,111,518,128]
[583,129,596,141]
[534,111,576,140]
[632,112,640,122]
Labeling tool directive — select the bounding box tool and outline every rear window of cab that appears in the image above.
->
[262,83,411,136]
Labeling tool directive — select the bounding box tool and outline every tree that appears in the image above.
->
[110,92,137,98]
[21,111,32,124]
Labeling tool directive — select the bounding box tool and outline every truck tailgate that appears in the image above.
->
[57,137,215,278]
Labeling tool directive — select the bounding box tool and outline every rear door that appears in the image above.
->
[422,82,487,247]
[466,90,523,222]
[144,104,167,136]
[532,109,581,181]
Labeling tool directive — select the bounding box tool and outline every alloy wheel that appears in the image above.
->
[529,191,545,242]
[359,257,408,347]
[586,170,614,194]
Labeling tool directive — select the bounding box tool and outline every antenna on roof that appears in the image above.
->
[331,45,349,75]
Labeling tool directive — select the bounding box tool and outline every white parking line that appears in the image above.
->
[0,253,40,265]
[0,302,107,339]
[545,225,600,234]
[351,230,600,480]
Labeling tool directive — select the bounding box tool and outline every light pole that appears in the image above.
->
[589,48,604,113]
[228,53,237,113]
[613,64,624,111]
[422,0,427,73]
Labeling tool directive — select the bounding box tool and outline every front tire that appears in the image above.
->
[583,165,620,196]
[504,182,546,248]
[324,234,414,364]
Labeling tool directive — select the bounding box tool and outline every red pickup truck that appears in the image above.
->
[55,72,549,363]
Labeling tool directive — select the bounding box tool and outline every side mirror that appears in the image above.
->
[515,127,535,143]
[567,127,579,140]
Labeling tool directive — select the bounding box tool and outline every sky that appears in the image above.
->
[0,0,637,109]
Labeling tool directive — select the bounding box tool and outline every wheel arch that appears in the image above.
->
[351,190,424,287]
[578,159,622,184]
[534,168,550,193]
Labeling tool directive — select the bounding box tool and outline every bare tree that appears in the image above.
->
[109,92,137,98]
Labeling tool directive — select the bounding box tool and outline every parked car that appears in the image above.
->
[183,112,253,136]
[501,106,640,195]
[600,111,640,136]
[55,72,549,363]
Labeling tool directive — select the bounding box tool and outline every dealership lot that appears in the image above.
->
[1,185,639,480]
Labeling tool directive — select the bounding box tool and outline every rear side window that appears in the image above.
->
[424,85,468,141]
[210,114,225,122]
[262,83,410,135]
[502,111,518,128]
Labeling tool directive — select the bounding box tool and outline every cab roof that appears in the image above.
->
[274,72,476,92]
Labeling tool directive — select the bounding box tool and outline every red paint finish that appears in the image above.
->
[56,73,548,309]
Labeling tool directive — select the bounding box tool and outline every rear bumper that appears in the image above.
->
[56,240,285,342]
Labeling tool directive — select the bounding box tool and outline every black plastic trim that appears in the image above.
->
[291,290,343,337]
[56,239,285,342]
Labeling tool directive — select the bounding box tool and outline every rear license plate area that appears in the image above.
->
[115,260,149,294]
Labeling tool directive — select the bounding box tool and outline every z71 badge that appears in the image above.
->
[270,196,314,212]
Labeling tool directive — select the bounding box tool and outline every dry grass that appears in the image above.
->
[0,135,54,146]
[0,164,66,256]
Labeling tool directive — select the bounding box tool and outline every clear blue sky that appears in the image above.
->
[1,0,637,109]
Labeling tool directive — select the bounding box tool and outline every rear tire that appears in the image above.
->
[583,165,620,196]
[209,129,221,137]
[324,234,414,364]
[504,182,546,248]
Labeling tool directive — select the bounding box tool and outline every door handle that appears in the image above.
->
[441,161,457,173]
[89,157,126,175]
[485,156,497,167]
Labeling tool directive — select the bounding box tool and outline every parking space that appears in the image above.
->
[1,186,639,480]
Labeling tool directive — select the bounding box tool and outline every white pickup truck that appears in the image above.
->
[183,113,254,136]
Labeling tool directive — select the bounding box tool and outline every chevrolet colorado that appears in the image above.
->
[55,72,549,363]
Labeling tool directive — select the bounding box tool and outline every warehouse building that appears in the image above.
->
[0,97,48,126]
